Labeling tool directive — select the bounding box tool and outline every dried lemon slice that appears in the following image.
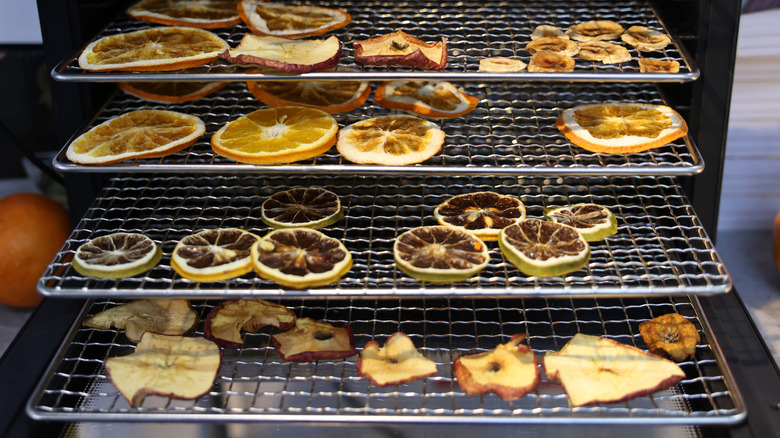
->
[246,78,370,114]
[498,219,590,278]
[434,192,526,241]
[238,0,351,38]
[171,228,259,282]
[73,233,162,278]
[543,203,617,242]
[394,225,490,283]
[118,81,228,103]
[337,115,444,165]
[261,187,343,229]
[556,102,688,154]
[374,81,479,119]
[127,0,242,28]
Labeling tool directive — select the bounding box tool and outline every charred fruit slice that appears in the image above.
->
[394,225,490,283]
[271,317,357,361]
[261,187,343,229]
[336,115,445,165]
[498,219,590,278]
[543,203,617,242]
[542,333,685,407]
[453,334,540,401]
[171,228,260,282]
[238,0,351,38]
[73,232,162,278]
[105,333,222,408]
[374,80,479,119]
[83,299,198,343]
[639,313,700,362]
[222,34,342,73]
[358,332,438,387]
[204,299,297,348]
[353,30,447,70]
[434,191,526,241]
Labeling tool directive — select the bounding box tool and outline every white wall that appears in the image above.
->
[0,0,42,44]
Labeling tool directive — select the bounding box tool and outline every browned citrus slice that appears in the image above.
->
[251,228,352,289]
[78,27,228,72]
[543,203,617,242]
[556,102,688,154]
[374,81,479,119]
[434,192,526,241]
[394,225,490,283]
[238,0,351,38]
[171,228,260,282]
[118,81,228,103]
[66,109,205,165]
[261,187,343,229]
[498,218,590,278]
[337,115,444,165]
[73,232,162,278]
[566,20,625,42]
[211,106,338,164]
[127,0,242,28]
[353,30,447,70]
[246,78,370,114]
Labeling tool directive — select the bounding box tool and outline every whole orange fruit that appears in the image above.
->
[0,192,71,307]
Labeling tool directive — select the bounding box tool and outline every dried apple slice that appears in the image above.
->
[221,34,342,73]
[357,332,438,387]
[453,334,540,401]
[204,299,297,348]
[105,333,222,408]
[271,317,357,361]
[542,333,686,407]
[238,0,351,38]
[353,30,447,70]
[83,299,198,343]
[639,313,700,362]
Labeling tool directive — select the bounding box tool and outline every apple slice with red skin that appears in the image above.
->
[204,299,297,348]
[271,317,356,361]
[83,299,198,343]
[357,332,437,387]
[105,333,222,408]
[353,30,447,70]
[542,333,686,407]
[453,334,540,401]
[222,34,342,73]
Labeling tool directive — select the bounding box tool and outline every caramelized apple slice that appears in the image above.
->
[271,317,356,361]
[353,30,447,70]
[204,299,297,348]
[222,34,342,73]
[83,299,198,343]
[358,332,437,387]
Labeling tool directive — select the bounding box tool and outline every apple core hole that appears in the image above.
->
[486,361,501,372]
[313,330,333,341]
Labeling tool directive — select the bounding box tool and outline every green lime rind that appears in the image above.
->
[394,253,486,283]
[73,245,162,278]
[543,203,618,242]
[393,226,490,283]
[261,207,344,230]
[498,220,590,278]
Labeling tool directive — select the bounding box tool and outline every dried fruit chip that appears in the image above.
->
[221,34,342,73]
[358,332,438,387]
[73,232,162,278]
[271,317,357,361]
[337,115,444,165]
[434,191,526,241]
[639,313,700,362]
[83,299,198,343]
[543,203,617,242]
[478,57,527,72]
[621,26,671,52]
[525,37,580,56]
[353,30,447,70]
[246,77,370,114]
[127,0,242,28]
[498,218,590,278]
[261,187,343,229]
[638,58,680,73]
[171,228,260,282]
[204,299,297,348]
[238,0,351,38]
[531,25,568,40]
[394,225,490,283]
[577,41,631,64]
[566,20,625,42]
[374,80,479,119]
[527,51,575,72]
[118,81,228,103]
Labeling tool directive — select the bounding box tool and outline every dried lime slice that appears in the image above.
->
[171,228,259,282]
[261,187,343,229]
[394,225,490,283]
[434,192,526,241]
[251,228,352,289]
[498,219,590,278]
[73,232,162,278]
[543,203,617,242]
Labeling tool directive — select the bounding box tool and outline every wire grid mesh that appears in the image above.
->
[52,81,702,175]
[38,173,731,298]
[52,0,697,82]
[27,295,744,425]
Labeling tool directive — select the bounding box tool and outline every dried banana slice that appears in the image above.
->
[621,26,671,52]
[566,20,624,42]
[478,57,527,72]
[578,41,631,64]
[638,58,680,73]
[528,51,575,72]
[531,25,568,40]
[525,37,580,57]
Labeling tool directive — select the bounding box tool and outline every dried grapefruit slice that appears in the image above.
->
[171,228,260,282]
[211,106,338,164]
[434,192,526,241]
[118,81,228,103]
[73,232,162,278]
[374,81,479,119]
[222,34,342,73]
[556,102,688,154]
[543,203,617,242]
[394,225,490,283]
[127,0,242,29]
[66,109,205,165]
[78,27,228,72]
[353,30,447,70]
[261,187,343,229]
[246,78,370,114]
[498,218,590,278]
[337,115,444,165]
[238,0,351,38]
[251,228,352,289]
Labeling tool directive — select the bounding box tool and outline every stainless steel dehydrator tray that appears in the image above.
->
[51,0,698,83]
[26,295,745,425]
[52,81,704,176]
[38,173,732,299]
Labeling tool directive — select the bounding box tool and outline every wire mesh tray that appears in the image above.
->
[26,295,745,425]
[51,0,698,83]
[38,174,732,299]
[52,82,703,176]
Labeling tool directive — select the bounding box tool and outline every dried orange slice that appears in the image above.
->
[171,228,260,282]
[543,203,617,242]
[556,102,688,154]
[498,219,590,278]
[222,34,342,73]
[251,228,352,289]
[246,78,370,114]
[73,233,162,278]
[394,225,490,283]
[374,81,479,119]
[66,109,205,165]
[118,81,228,103]
[261,187,343,229]
[337,115,444,165]
[238,0,351,38]
[127,0,242,29]
[78,27,228,72]
[354,30,447,70]
[434,192,526,241]
[211,106,338,164]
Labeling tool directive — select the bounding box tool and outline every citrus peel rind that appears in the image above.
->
[238,0,351,38]
[433,191,526,241]
[394,225,490,283]
[261,187,343,229]
[353,30,447,70]
[171,228,260,282]
[126,0,242,29]
[498,219,590,278]
[543,203,617,242]
[221,34,342,73]
[374,80,479,119]
[336,115,444,166]
[73,233,162,278]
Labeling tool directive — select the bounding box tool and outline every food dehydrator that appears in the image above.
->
[2,0,779,436]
